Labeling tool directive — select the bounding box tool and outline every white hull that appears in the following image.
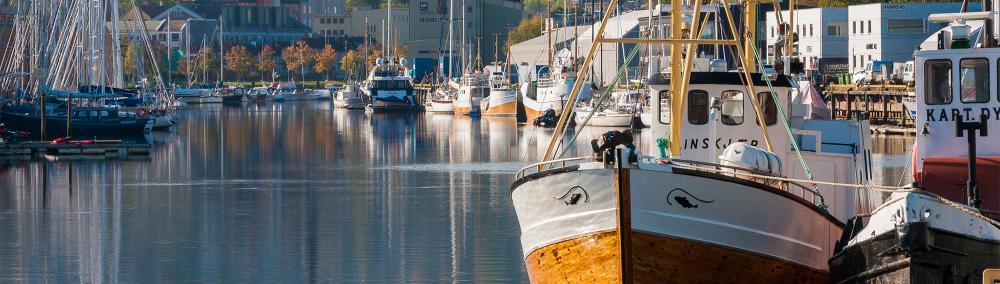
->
[152,114,174,129]
[481,89,518,115]
[274,92,314,101]
[334,98,366,109]
[429,101,454,113]
[512,161,841,272]
[176,96,222,104]
[575,109,635,127]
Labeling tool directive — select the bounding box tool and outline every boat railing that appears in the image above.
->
[515,156,592,180]
[667,158,824,206]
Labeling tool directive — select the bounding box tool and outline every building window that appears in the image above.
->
[925,59,952,105]
[721,91,744,125]
[756,92,778,126]
[688,90,709,125]
[867,20,871,33]
[960,58,989,103]
[852,21,855,34]
[827,24,845,37]
[658,90,670,124]
[809,24,813,37]
[887,19,924,33]
[171,33,179,41]
[771,27,774,38]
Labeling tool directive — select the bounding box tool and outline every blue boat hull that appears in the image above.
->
[0,112,153,139]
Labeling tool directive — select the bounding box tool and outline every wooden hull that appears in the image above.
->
[483,100,518,116]
[513,162,846,284]
[526,230,827,283]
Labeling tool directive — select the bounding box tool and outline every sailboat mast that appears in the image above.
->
[220,16,224,86]
[448,0,454,79]
[461,0,466,72]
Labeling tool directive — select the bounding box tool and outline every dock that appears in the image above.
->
[0,141,152,160]
[822,84,915,129]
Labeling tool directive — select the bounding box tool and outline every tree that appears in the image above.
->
[258,45,277,82]
[507,16,543,47]
[314,44,337,81]
[393,42,407,60]
[196,47,217,84]
[341,50,365,81]
[281,40,316,82]
[225,45,253,83]
[123,43,138,78]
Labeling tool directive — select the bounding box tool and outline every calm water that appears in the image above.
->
[0,101,913,282]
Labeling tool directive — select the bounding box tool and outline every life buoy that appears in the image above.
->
[136,108,148,118]
[911,143,919,184]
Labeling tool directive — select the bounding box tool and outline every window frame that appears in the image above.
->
[720,90,745,125]
[687,90,709,125]
[958,58,990,103]
[755,92,779,126]
[658,90,670,124]
[924,59,953,105]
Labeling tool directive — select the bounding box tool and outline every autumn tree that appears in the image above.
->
[282,40,316,81]
[123,43,138,78]
[340,50,365,81]
[313,44,337,82]
[225,45,253,83]
[258,45,277,82]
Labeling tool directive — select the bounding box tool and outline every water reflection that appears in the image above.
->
[0,101,915,282]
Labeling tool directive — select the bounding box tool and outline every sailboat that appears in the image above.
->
[0,0,165,138]
[520,18,594,120]
[830,15,1000,282]
[511,1,883,282]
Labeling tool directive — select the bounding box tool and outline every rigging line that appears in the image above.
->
[746,31,813,180]
[557,41,643,159]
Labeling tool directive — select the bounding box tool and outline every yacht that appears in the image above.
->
[334,83,366,109]
[363,57,418,111]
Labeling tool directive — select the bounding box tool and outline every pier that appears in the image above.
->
[0,141,151,160]
[822,84,915,134]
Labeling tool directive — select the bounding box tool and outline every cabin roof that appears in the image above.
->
[646,72,795,88]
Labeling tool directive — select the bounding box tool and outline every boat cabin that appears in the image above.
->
[646,71,882,220]
[913,17,1000,213]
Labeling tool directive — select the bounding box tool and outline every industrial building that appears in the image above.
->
[766,7,848,76]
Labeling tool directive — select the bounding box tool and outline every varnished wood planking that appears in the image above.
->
[524,231,621,283]
[524,230,828,283]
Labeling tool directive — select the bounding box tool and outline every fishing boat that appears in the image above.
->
[511,2,884,282]
[363,57,418,111]
[830,15,1000,283]
[454,72,488,115]
[246,87,275,102]
[428,84,456,113]
[482,64,519,116]
[521,64,592,120]
[334,83,366,109]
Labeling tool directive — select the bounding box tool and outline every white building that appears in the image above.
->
[766,7,848,75]
[847,2,977,71]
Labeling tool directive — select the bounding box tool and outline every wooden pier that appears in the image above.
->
[0,142,152,160]
[822,84,915,130]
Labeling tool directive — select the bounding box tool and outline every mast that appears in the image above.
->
[167,13,172,89]
[461,0,467,72]
[112,0,124,88]
[448,0,454,80]
[220,16,224,86]
[388,0,393,60]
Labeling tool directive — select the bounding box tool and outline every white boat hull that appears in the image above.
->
[513,162,841,274]
[575,110,635,127]
[482,89,518,116]
[429,100,454,113]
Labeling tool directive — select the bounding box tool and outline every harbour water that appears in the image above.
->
[0,101,913,282]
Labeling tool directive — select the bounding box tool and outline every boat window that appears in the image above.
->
[688,90,709,125]
[756,92,778,126]
[960,58,989,103]
[924,59,952,105]
[720,91,744,125]
[658,90,670,124]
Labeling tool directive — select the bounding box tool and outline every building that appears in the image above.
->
[0,0,15,57]
[137,4,312,48]
[848,2,977,71]
[308,0,348,36]
[403,0,523,77]
[766,7,848,75]
[347,6,409,44]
